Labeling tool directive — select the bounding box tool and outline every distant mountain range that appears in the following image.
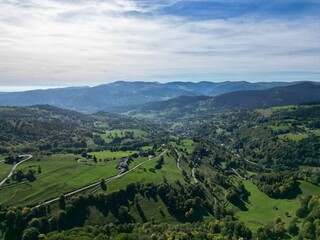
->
[131,82,320,119]
[213,82,320,108]
[0,81,298,113]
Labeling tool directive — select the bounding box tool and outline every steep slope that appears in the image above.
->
[0,105,95,153]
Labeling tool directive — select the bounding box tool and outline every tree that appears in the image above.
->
[22,227,39,240]
[100,178,106,191]
[59,194,66,210]
[13,169,24,182]
[5,210,16,224]
[38,234,47,240]
[296,207,308,218]
[28,218,41,231]
[26,170,36,182]
[226,190,240,205]
[57,210,67,231]
[81,151,87,158]
[155,156,164,169]
[93,155,97,163]
[300,221,316,239]
[288,220,299,236]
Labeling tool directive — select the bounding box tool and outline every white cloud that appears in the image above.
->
[0,0,319,86]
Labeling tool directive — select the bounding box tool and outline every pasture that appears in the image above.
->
[0,149,169,206]
[0,162,12,183]
[236,180,320,232]
[278,133,309,141]
[0,153,121,205]
[98,129,148,143]
[103,153,183,193]
[171,139,195,154]
[88,150,138,160]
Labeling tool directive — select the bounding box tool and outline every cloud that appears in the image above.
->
[0,0,319,86]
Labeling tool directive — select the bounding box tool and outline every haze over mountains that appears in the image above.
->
[0,81,312,113]
[131,82,320,119]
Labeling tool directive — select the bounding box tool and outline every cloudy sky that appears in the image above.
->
[0,0,319,90]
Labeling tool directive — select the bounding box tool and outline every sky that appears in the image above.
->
[0,0,319,90]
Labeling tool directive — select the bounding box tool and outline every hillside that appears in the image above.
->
[213,82,320,108]
[130,82,320,120]
[1,103,320,240]
[0,105,156,153]
[0,81,294,113]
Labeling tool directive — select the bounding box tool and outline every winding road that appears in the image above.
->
[33,149,168,209]
[174,149,182,171]
[191,167,198,183]
[174,148,198,183]
[231,167,245,180]
[0,155,33,187]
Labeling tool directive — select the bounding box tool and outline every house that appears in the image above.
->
[117,161,128,171]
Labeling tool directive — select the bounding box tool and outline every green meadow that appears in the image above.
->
[0,162,12,182]
[0,149,171,206]
[171,139,195,154]
[98,129,148,143]
[278,133,309,141]
[102,153,183,193]
[88,150,138,160]
[0,153,121,205]
[235,180,320,232]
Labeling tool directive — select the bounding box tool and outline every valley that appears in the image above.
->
[0,91,320,239]
[1,0,319,238]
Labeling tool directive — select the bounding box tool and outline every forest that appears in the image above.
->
[0,103,320,240]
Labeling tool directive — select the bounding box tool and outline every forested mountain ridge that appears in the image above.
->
[130,82,320,120]
[212,82,320,109]
[0,105,159,154]
[0,81,296,113]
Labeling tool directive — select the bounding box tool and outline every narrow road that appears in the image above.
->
[33,149,168,209]
[231,167,245,180]
[0,155,33,187]
[213,196,218,207]
[174,149,182,171]
[225,138,259,166]
[191,167,198,183]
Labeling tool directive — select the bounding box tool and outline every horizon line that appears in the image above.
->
[0,80,318,92]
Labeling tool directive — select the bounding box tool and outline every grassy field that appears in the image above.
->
[278,133,309,141]
[93,121,109,129]
[98,129,148,143]
[257,105,294,117]
[0,162,12,182]
[103,153,183,193]
[141,146,153,151]
[269,124,291,131]
[88,150,138,160]
[0,149,170,206]
[86,194,178,226]
[299,165,320,173]
[236,180,320,232]
[171,139,195,154]
[299,180,320,196]
[0,153,121,205]
[130,195,177,224]
[313,129,320,136]
[236,181,300,231]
